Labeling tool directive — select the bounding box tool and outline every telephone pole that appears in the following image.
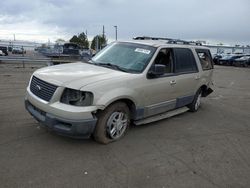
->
[102,25,105,39]
[114,25,117,40]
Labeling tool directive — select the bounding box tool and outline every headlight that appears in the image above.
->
[60,88,93,106]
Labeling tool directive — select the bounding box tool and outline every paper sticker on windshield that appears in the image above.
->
[135,48,151,54]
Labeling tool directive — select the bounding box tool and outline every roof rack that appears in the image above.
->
[133,36,202,46]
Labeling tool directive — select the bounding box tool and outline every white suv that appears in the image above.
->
[25,37,214,144]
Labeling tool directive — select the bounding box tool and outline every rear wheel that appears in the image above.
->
[188,89,202,112]
[93,102,130,144]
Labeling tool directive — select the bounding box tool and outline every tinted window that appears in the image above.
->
[174,48,197,73]
[196,49,213,70]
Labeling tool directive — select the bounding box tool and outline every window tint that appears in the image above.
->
[196,49,213,70]
[174,48,197,73]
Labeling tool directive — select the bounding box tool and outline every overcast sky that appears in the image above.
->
[0,0,249,45]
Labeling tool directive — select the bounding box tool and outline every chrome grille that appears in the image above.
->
[30,76,58,102]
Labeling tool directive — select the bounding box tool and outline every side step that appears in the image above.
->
[134,107,189,125]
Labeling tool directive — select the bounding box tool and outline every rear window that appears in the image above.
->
[174,48,198,73]
[196,49,213,70]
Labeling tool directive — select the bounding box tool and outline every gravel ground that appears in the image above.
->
[0,63,250,188]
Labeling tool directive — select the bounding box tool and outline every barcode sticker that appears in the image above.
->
[135,48,151,54]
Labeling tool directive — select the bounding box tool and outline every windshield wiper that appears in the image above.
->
[93,62,129,73]
[89,60,138,73]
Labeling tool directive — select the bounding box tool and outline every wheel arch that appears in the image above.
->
[200,84,213,97]
[96,97,138,120]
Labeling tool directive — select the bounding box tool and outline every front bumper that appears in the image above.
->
[25,100,97,138]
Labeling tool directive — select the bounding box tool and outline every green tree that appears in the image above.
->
[55,38,66,44]
[91,35,107,50]
[69,32,89,48]
[69,35,78,43]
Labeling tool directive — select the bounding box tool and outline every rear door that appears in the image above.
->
[170,48,201,108]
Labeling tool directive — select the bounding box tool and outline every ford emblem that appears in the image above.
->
[36,85,42,91]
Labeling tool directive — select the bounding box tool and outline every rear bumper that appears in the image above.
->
[25,100,97,138]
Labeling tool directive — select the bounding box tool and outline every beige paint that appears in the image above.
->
[26,41,213,121]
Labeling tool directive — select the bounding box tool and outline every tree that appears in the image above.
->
[69,32,89,48]
[69,35,78,43]
[55,38,66,44]
[91,35,107,50]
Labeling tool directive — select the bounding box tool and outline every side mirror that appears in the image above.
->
[147,64,166,78]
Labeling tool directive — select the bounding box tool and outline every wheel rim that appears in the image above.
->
[107,111,128,139]
[195,93,202,110]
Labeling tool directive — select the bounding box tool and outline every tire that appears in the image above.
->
[188,89,202,112]
[93,102,130,144]
[243,63,248,67]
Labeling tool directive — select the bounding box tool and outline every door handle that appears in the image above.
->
[170,80,176,85]
[195,75,201,80]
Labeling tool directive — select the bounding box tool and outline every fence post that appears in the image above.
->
[22,46,25,68]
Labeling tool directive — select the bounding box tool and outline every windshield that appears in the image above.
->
[92,42,156,73]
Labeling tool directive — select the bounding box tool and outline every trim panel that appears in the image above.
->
[176,95,194,108]
[146,99,176,117]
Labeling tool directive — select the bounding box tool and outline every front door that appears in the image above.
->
[143,48,177,117]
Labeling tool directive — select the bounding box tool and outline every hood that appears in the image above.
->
[34,62,128,89]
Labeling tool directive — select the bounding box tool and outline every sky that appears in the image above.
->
[0,0,249,45]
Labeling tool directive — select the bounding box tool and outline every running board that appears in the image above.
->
[134,107,189,125]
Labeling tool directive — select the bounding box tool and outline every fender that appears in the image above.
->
[95,87,139,109]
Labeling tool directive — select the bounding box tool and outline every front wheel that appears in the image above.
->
[188,89,202,112]
[93,102,130,144]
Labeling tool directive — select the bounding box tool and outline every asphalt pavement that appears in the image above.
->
[0,63,250,188]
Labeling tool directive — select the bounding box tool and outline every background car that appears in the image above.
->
[12,47,26,54]
[213,54,223,64]
[233,55,250,67]
[0,50,4,56]
[218,54,244,66]
[0,46,8,56]
[8,46,13,52]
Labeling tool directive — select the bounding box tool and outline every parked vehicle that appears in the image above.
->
[232,55,250,67]
[8,46,13,52]
[63,43,80,55]
[25,38,214,144]
[0,50,4,56]
[0,46,8,56]
[12,47,26,54]
[213,54,223,65]
[218,54,244,66]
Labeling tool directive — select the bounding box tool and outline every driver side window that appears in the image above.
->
[154,48,173,74]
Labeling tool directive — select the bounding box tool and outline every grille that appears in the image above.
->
[30,76,58,102]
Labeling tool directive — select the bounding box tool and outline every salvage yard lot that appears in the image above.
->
[0,63,250,188]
